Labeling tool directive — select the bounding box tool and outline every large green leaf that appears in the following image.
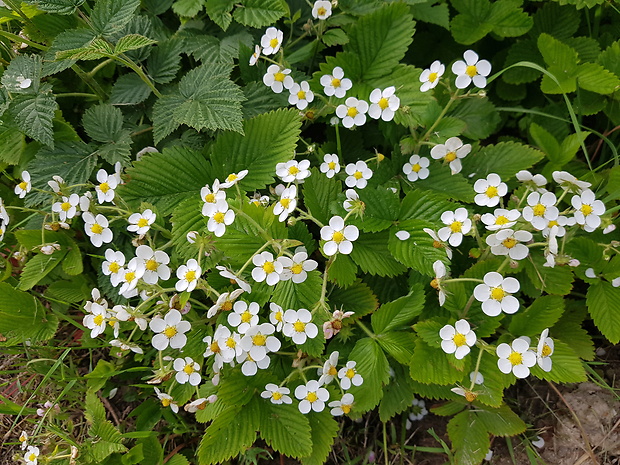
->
[447,410,490,465]
[10,87,58,147]
[25,0,85,14]
[0,283,57,344]
[258,401,312,458]
[350,230,407,277]
[19,251,68,291]
[328,280,378,319]
[300,409,339,465]
[530,340,586,383]
[508,295,565,337]
[378,363,415,422]
[586,281,620,344]
[347,337,390,412]
[476,405,527,437]
[233,0,287,28]
[302,167,342,226]
[371,284,425,333]
[523,254,574,296]
[410,339,467,385]
[462,141,545,180]
[206,0,235,30]
[388,221,449,276]
[91,0,140,38]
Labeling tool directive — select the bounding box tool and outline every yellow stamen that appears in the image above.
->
[495,216,509,225]
[205,193,215,203]
[412,163,421,173]
[541,344,552,357]
[241,310,253,323]
[272,391,283,400]
[378,97,389,110]
[146,259,158,271]
[94,314,104,326]
[210,341,220,353]
[269,38,279,48]
[274,72,285,82]
[297,90,306,100]
[485,186,498,198]
[328,162,336,170]
[508,352,522,366]
[183,364,194,374]
[428,72,438,83]
[291,264,303,274]
[61,201,71,211]
[347,107,358,117]
[252,334,267,346]
[444,151,457,162]
[293,320,306,332]
[466,65,478,77]
[353,171,363,180]
[99,182,110,193]
[332,231,345,243]
[341,404,352,414]
[137,218,149,228]
[164,326,177,338]
[306,391,318,402]
[490,287,506,301]
[580,204,593,216]
[502,238,517,249]
[450,221,462,233]
[452,333,467,347]
[262,261,275,274]
[532,204,546,216]
[331,78,341,87]
[213,212,225,224]
[109,262,120,273]
[91,224,103,234]
[345,368,356,379]
[125,271,136,282]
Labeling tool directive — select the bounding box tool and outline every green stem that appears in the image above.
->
[0,30,45,50]
[88,58,114,78]
[55,93,99,99]
[113,55,162,98]
[237,240,273,275]
[356,320,375,339]
[417,89,461,149]
[335,123,342,159]
[469,347,484,391]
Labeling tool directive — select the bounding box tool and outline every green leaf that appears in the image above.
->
[347,3,415,80]
[322,28,349,46]
[165,455,189,465]
[1,54,42,94]
[114,34,157,54]
[350,231,407,277]
[209,109,301,192]
[450,98,501,140]
[447,410,490,465]
[19,251,68,290]
[538,33,579,94]
[598,40,620,77]
[148,39,183,84]
[206,0,235,31]
[233,0,287,28]
[475,351,513,407]
[576,63,620,94]
[530,340,586,383]
[116,146,213,215]
[91,0,140,39]
[476,405,527,437]
[300,409,338,465]
[462,141,545,181]
[0,282,56,344]
[350,186,400,233]
[327,253,357,287]
[586,281,620,344]
[371,284,425,333]
[10,89,58,147]
[410,2,449,29]
[25,0,85,14]
[388,220,449,276]
[329,280,378,319]
[508,296,565,337]
[530,122,560,162]
[258,401,313,458]
[0,124,25,165]
[379,363,415,421]
[82,104,124,143]
[531,3,580,40]
[110,73,152,104]
[414,164,474,202]
[302,167,342,225]
[523,254,574,296]
[399,190,454,223]
[55,38,113,61]
[172,0,203,16]
[347,337,390,412]
[271,270,322,311]
[376,331,416,365]
[410,339,467,385]
[43,28,97,75]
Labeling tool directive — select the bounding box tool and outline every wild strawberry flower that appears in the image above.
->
[14,170,31,198]
[473,272,520,316]
[204,325,234,366]
[288,81,314,110]
[154,387,179,413]
[474,173,507,207]
[249,45,261,66]
[269,302,285,331]
[516,170,547,191]
[403,155,430,182]
[220,170,248,189]
[542,215,574,238]
[522,192,559,230]
[282,308,318,344]
[24,445,40,465]
[83,302,108,338]
[252,251,284,286]
[261,383,292,404]
[408,398,428,422]
[260,27,283,55]
[276,159,311,183]
[496,338,537,378]
[320,66,352,98]
[95,169,117,204]
[470,371,484,385]
[419,60,445,92]
[200,181,227,215]
[343,189,359,212]
[452,50,492,89]
[228,301,260,334]
[486,229,532,260]
[150,309,191,350]
[572,189,605,230]
[439,319,476,359]
[127,209,156,235]
[52,193,79,221]
[438,208,471,247]
[368,86,400,121]
[207,289,244,318]
[431,137,471,175]
[207,200,235,237]
[217,266,252,293]
[431,260,448,306]
[173,357,202,386]
[83,212,113,247]
[320,215,359,256]
[119,257,145,295]
[329,393,355,416]
[320,153,341,178]
[136,245,170,284]
[295,380,330,414]
[552,170,591,193]
[336,97,369,128]
[312,0,332,19]
[536,328,554,372]
[424,228,453,260]
[176,258,202,292]
[323,310,354,339]
[184,396,217,413]
[338,361,363,389]
[263,64,294,93]
[345,160,373,189]
[481,209,521,231]
[19,431,28,450]
[318,351,340,384]
[240,323,281,361]
[278,248,318,283]
[0,199,9,240]
[237,349,272,376]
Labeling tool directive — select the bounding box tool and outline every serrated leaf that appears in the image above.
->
[447,410,490,465]
[586,281,620,344]
[531,3,580,40]
[530,122,560,162]
[379,363,415,421]
[25,0,85,14]
[43,28,97,76]
[19,251,67,290]
[322,28,348,46]
[530,340,586,383]
[172,0,203,16]
[0,124,25,165]
[410,339,467,385]
[55,38,113,61]
[462,141,545,180]
[148,39,183,84]
[576,63,620,94]
[376,331,416,365]
[598,40,620,77]
[372,284,425,333]
[388,221,449,276]
[349,186,399,233]
[399,190,455,223]
[300,409,338,465]
[347,337,390,412]
[410,2,449,29]
[209,109,301,191]
[110,73,152,104]
[523,253,574,296]
[91,0,140,39]
[258,401,312,458]
[206,0,235,30]
[350,231,407,277]
[1,54,42,94]
[82,104,124,143]
[327,253,357,287]
[271,270,322,311]
[114,34,157,54]
[328,280,378,318]
[450,98,500,140]
[10,90,57,147]
[476,405,527,437]
[302,167,342,225]
[0,282,55,344]
[233,0,287,28]
[414,164,474,202]
[508,295,565,337]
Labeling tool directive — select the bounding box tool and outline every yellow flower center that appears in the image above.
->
[205,193,215,203]
[328,161,336,170]
[161,398,171,407]
[226,336,236,348]
[109,262,120,273]
[490,286,506,301]
[412,163,421,173]
[164,326,177,338]
[502,237,517,249]
[91,224,103,234]
[331,78,341,88]
[125,271,136,282]
[274,72,285,82]
[332,231,345,243]
[353,170,363,180]
[341,404,352,414]
[548,220,559,227]
[222,300,233,311]
[226,173,237,183]
[183,364,194,374]
[306,391,318,403]
[297,90,306,100]
[580,204,593,216]
[241,310,253,323]
[94,314,104,326]
[137,218,149,228]
[485,186,498,198]
[291,264,303,274]
[272,391,283,400]
[508,351,523,366]
[185,270,196,282]
[444,151,457,162]
[450,221,462,233]
[213,212,225,224]
[20,434,26,442]
[293,320,306,332]
[275,311,283,322]
[452,333,467,347]
[280,198,291,209]
[317,6,326,16]
[61,201,72,211]
[328,366,337,376]
[262,261,275,273]
[533,204,546,216]
[466,65,478,77]
[252,334,267,346]
[144,258,157,271]
[210,341,220,353]
[289,166,300,175]
[19,181,28,190]
[378,97,389,110]
[430,278,440,290]
[345,368,356,379]
[495,216,509,225]
[29,453,37,461]
[428,72,438,83]
[541,344,552,357]
[99,182,110,193]
[269,38,279,48]
[347,107,358,117]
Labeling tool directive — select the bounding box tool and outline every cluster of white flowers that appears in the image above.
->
[250,247,318,286]
[496,329,554,378]
[200,172,246,237]
[419,50,492,92]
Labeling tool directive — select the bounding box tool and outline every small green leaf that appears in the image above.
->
[25,0,85,14]
[82,104,124,143]
[1,54,42,94]
[476,405,526,437]
[463,141,545,180]
[300,409,338,465]
[371,284,425,333]
[0,282,56,344]
[233,0,287,28]
[347,337,390,412]
[172,0,203,16]
[327,254,357,288]
[10,88,57,147]
[576,63,620,94]
[258,401,313,458]
[388,221,449,276]
[322,28,349,46]
[206,0,235,30]
[508,296,565,337]
[110,73,152,104]
[114,34,157,54]
[448,410,490,465]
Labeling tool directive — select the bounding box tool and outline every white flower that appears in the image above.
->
[95,169,118,204]
[496,338,536,378]
[0,198,9,240]
[128,209,156,235]
[249,45,261,66]
[516,170,547,191]
[150,309,191,350]
[473,173,507,207]
[572,189,605,230]
[320,153,341,178]
[279,248,318,283]
[263,64,294,93]
[240,323,281,362]
[204,325,235,366]
[276,159,311,183]
[329,393,354,416]
[201,180,226,217]
[24,445,40,465]
[336,97,369,128]
[486,229,532,260]
[282,308,318,344]
[51,194,79,221]
[320,216,359,256]
[320,66,352,98]
[154,387,179,413]
[83,212,113,247]
[473,272,520,316]
[470,371,484,385]
[237,350,271,376]
[208,289,244,318]
[217,266,252,293]
[368,86,400,121]
[338,361,363,389]
[452,50,492,89]
[173,357,202,386]
[343,189,359,212]
[522,192,559,230]
[439,319,476,359]
[603,224,616,234]
[430,137,471,174]
[261,27,283,55]
[431,260,448,306]
[295,380,330,414]
[552,170,591,193]
[136,245,170,284]
[419,60,445,92]
[19,431,28,450]
[220,169,248,189]
[176,259,201,292]
[403,155,430,182]
[345,160,373,189]
[110,338,143,354]
[536,328,554,372]
[79,192,91,211]
[288,81,314,110]
[207,200,235,237]
[40,243,60,255]
[269,302,285,331]
[184,396,216,413]
[83,302,108,338]
[318,351,340,384]
[228,301,260,334]
[438,208,471,247]
[408,398,428,422]
[481,209,520,231]
[312,0,332,19]
[14,171,31,198]
[135,146,158,161]
[252,251,283,286]
[424,228,453,260]
[261,383,292,404]
[118,257,145,295]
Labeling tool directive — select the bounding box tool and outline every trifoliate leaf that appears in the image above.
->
[91,0,140,39]
[372,284,425,333]
[10,87,58,147]
[350,231,407,277]
[447,410,490,465]
[206,0,235,30]
[586,280,620,344]
[233,0,287,28]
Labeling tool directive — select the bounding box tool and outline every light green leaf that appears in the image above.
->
[172,0,203,16]
[258,401,313,458]
[508,295,565,337]
[414,164,474,202]
[523,253,574,296]
[410,2,449,29]
[114,34,157,54]
[376,331,416,365]
[82,104,124,143]
[410,339,467,385]
[91,0,140,39]
[10,88,58,147]
[462,141,544,180]
[302,167,342,225]
[300,409,338,465]
[388,220,449,276]
[530,340,586,383]
[25,0,85,14]
[43,28,97,75]
[476,405,526,437]
[0,124,25,165]
[399,190,455,223]
[55,38,113,61]
[233,0,287,28]
[271,270,322,312]
[165,455,189,465]
[530,122,560,162]
[19,251,67,290]
[1,54,42,94]
[598,40,620,77]
[322,28,349,46]
[576,63,620,95]
[447,410,490,465]
[206,0,235,30]
[110,73,152,104]
[347,337,390,412]
[371,284,425,333]
[350,231,407,277]
[586,281,620,344]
